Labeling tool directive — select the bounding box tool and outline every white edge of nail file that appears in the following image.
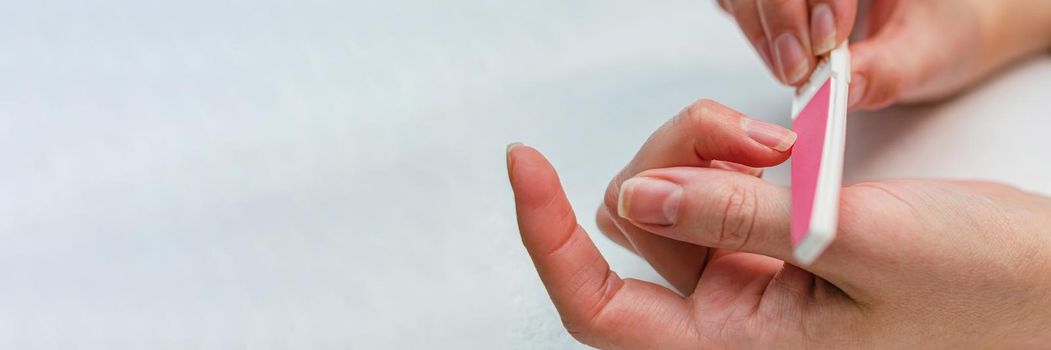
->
[790,42,850,265]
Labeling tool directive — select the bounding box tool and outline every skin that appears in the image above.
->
[718,0,1051,109]
[507,99,1051,349]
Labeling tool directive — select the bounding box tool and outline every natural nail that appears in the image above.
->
[848,73,866,109]
[773,33,808,84]
[506,142,524,172]
[810,4,836,55]
[617,177,682,226]
[743,118,797,152]
[506,142,524,155]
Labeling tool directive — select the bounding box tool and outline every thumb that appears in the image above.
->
[847,6,961,110]
[614,166,856,281]
[846,28,916,110]
[617,167,793,260]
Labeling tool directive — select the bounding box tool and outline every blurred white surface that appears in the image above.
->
[1,0,1049,348]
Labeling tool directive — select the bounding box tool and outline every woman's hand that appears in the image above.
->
[718,0,1051,110]
[506,99,1051,348]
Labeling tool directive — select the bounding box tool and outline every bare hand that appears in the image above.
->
[507,99,1051,348]
[718,0,1051,109]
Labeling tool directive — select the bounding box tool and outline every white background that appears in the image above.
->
[1,0,1049,348]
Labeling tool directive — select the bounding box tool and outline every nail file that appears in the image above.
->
[790,42,850,266]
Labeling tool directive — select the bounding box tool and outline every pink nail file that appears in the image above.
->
[790,42,850,265]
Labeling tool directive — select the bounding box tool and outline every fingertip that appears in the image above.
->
[680,100,793,167]
[847,72,867,110]
[847,40,906,110]
[809,3,837,55]
[616,178,633,220]
[814,0,858,54]
[741,117,797,153]
[506,142,524,179]
[506,143,561,207]
[832,0,858,43]
[506,142,524,160]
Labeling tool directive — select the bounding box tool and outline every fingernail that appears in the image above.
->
[742,118,796,152]
[848,73,866,109]
[506,142,524,155]
[506,142,523,171]
[617,177,682,226]
[772,33,808,84]
[810,4,836,55]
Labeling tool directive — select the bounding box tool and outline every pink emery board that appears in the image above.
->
[790,42,850,265]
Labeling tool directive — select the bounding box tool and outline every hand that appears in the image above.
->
[506,99,1051,348]
[717,0,857,86]
[718,0,1051,110]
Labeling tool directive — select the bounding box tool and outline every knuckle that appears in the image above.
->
[679,99,733,139]
[682,98,719,125]
[716,184,759,250]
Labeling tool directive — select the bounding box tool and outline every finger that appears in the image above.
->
[616,99,794,176]
[806,0,858,55]
[716,0,733,14]
[601,162,762,253]
[507,144,702,349]
[617,167,793,260]
[727,0,777,76]
[757,0,816,85]
[846,22,911,110]
[602,99,796,294]
[846,1,937,110]
[615,166,859,282]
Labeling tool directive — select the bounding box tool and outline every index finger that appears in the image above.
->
[508,144,702,349]
[807,0,858,55]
